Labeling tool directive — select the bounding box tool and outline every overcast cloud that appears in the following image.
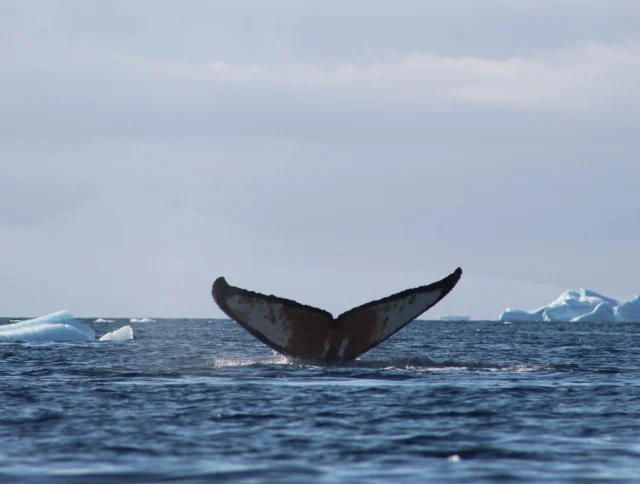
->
[1,1,638,318]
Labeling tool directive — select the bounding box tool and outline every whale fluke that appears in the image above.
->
[212,267,462,362]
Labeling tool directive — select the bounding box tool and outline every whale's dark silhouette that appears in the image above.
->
[212,267,462,362]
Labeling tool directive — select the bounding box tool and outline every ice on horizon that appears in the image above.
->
[130,317,156,323]
[440,315,471,321]
[500,289,640,322]
[95,318,115,323]
[0,310,133,342]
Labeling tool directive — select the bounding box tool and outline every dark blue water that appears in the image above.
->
[1,318,640,483]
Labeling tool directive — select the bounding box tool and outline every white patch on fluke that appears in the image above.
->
[374,289,443,341]
[323,338,331,359]
[338,339,349,359]
[226,296,293,348]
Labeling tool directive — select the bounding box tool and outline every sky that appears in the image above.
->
[1,0,639,319]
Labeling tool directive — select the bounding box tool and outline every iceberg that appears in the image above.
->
[0,310,133,342]
[99,325,134,341]
[94,318,115,323]
[0,310,95,341]
[615,296,640,323]
[499,289,640,322]
[130,317,156,323]
[571,302,615,323]
[499,307,545,322]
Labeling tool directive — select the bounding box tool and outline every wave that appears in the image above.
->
[211,356,290,368]
[209,355,580,373]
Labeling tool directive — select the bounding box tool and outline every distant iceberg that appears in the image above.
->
[0,310,133,342]
[94,318,115,323]
[440,315,471,321]
[130,317,156,323]
[99,325,134,341]
[500,289,640,322]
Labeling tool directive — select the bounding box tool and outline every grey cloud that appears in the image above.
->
[4,1,640,61]
[2,32,639,144]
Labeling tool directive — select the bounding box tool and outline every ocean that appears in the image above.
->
[1,318,639,483]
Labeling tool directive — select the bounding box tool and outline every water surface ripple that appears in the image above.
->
[1,319,640,483]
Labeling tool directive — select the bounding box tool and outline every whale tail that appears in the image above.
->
[212,267,462,362]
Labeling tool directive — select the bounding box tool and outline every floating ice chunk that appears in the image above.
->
[129,317,155,323]
[499,307,545,322]
[94,318,115,323]
[500,289,638,322]
[0,310,95,341]
[99,325,134,341]
[0,310,134,342]
[0,323,93,342]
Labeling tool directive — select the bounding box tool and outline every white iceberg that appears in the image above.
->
[129,317,155,323]
[0,310,133,342]
[99,325,134,341]
[0,310,95,341]
[615,296,640,323]
[94,318,115,323]
[498,307,546,322]
[499,289,640,322]
[571,302,615,323]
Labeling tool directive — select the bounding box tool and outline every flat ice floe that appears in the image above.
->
[500,289,640,322]
[440,315,471,321]
[0,310,133,342]
[129,317,156,323]
[94,318,115,323]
